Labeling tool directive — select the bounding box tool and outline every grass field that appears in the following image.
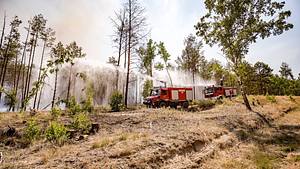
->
[0,96,299,169]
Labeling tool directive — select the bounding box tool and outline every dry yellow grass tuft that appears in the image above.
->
[91,132,148,149]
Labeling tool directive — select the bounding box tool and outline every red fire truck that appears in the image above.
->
[143,87,193,108]
[204,86,237,99]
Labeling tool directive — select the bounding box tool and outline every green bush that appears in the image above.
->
[82,83,95,113]
[68,96,82,115]
[142,80,153,98]
[72,113,91,134]
[82,95,94,113]
[109,91,124,112]
[24,119,41,142]
[45,121,68,145]
[196,99,216,110]
[51,106,61,119]
[266,95,276,103]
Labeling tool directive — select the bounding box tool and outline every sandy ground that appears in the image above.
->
[0,96,300,169]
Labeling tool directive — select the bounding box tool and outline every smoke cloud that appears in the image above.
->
[0,0,119,64]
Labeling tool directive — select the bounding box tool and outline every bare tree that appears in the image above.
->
[123,0,147,107]
[111,8,128,91]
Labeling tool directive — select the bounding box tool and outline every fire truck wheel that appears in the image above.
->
[182,102,189,109]
[170,103,177,109]
[159,102,167,108]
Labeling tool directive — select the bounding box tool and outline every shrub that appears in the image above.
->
[50,106,61,119]
[142,80,153,98]
[68,96,82,115]
[109,91,124,112]
[196,99,216,110]
[82,95,94,113]
[24,119,41,142]
[266,95,276,103]
[45,121,68,145]
[72,113,91,134]
[82,83,95,113]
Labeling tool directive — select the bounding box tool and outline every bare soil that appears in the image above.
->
[0,96,300,169]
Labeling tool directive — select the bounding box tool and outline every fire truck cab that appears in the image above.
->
[204,86,237,99]
[143,87,193,108]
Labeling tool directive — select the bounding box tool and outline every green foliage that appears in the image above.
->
[142,80,153,98]
[254,62,273,95]
[194,99,216,110]
[138,39,156,76]
[82,95,94,113]
[196,0,293,65]
[3,89,17,111]
[279,62,294,80]
[268,75,300,96]
[68,96,82,115]
[252,149,278,169]
[50,106,61,119]
[176,34,206,80]
[109,91,123,112]
[233,61,300,96]
[157,41,173,86]
[266,95,277,103]
[81,83,94,113]
[72,113,91,134]
[195,0,293,109]
[65,41,86,64]
[24,119,41,142]
[45,121,68,145]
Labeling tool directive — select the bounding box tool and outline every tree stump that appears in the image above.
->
[89,123,100,134]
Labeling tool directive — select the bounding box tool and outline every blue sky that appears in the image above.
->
[0,0,299,76]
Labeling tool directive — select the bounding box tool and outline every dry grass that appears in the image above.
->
[1,96,300,169]
[91,132,148,149]
[91,137,110,149]
[40,148,59,164]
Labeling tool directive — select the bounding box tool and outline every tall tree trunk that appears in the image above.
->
[13,50,18,89]
[66,64,73,107]
[0,11,6,89]
[192,72,195,100]
[12,45,19,111]
[15,25,30,110]
[0,11,6,49]
[37,82,44,110]
[0,26,13,100]
[238,77,252,111]
[33,39,46,109]
[123,31,128,97]
[23,33,35,105]
[25,32,39,100]
[52,68,58,109]
[125,0,132,107]
[115,24,124,91]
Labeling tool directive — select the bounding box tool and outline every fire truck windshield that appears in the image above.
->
[150,89,160,96]
[205,87,214,94]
